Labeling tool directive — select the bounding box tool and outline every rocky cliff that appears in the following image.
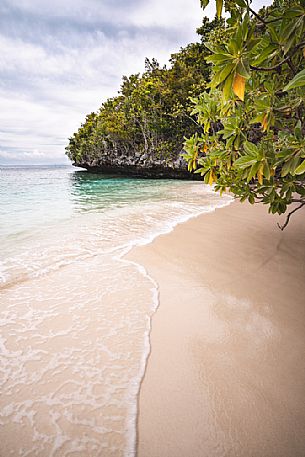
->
[73,151,197,179]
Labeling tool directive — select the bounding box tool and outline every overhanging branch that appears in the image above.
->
[248,7,282,25]
[277,202,305,231]
[250,41,305,72]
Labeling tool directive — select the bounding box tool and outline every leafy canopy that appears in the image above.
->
[65,19,221,167]
[183,0,305,228]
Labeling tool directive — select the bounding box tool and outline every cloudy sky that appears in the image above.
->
[0,0,269,165]
[0,0,211,165]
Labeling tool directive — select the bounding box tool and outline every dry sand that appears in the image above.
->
[128,201,305,457]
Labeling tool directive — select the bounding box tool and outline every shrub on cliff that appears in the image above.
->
[65,18,220,166]
[183,0,305,227]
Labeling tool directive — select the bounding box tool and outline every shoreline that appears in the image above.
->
[119,192,233,457]
[1,174,232,457]
[127,201,305,457]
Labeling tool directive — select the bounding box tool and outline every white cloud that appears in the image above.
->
[0,148,57,162]
[129,0,210,28]
[0,0,207,164]
[0,0,272,164]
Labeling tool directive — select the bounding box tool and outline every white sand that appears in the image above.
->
[128,201,305,457]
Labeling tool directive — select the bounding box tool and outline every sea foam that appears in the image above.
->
[0,169,232,456]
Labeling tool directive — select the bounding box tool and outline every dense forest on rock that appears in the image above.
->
[66,0,305,223]
[65,17,221,176]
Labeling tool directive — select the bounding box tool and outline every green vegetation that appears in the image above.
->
[65,18,220,167]
[67,0,305,226]
[183,0,305,228]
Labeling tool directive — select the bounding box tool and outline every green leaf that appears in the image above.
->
[268,22,280,43]
[194,167,206,175]
[251,44,278,66]
[295,160,305,175]
[243,141,259,156]
[200,0,209,9]
[204,171,211,184]
[251,113,264,124]
[204,42,226,54]
[281,159,292,177]
[284,6,305,18]
[247,162,261,181]
[291,156,301,175]
[248,194,255,204]
[283,69,305,91]
[222,72,234,100]
[236,60,250,79]
[235,155,257,168]
[205,54,233,64]
[212,63,235,87]
[246,38,261,53]
[263,161,271,180]
[235,0,247,7]
[283,32,297,55]
[227,39,239,56]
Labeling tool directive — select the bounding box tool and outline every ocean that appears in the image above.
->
[0,165,232,456]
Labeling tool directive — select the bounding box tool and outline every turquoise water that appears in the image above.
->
[0,165,231,457]
[1,166,186,239]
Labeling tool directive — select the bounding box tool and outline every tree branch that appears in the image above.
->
[277,202,305,231]
[248,7,267,24]
[184,113,202,128]
[248,7,281,25]
[250,41,305,72]
[287,57,297,76]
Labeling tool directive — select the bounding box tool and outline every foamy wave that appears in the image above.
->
[0,180,233,457]
[1,183,232,290]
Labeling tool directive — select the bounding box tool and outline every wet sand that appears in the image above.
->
[128,201,305,457]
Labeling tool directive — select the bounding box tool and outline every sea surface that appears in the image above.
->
[0,165,232,457]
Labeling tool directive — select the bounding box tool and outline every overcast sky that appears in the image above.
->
[0,0,269,165]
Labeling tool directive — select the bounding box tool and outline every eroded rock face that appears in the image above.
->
[73,151,197,179]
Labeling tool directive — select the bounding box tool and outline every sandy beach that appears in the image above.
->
[128,201,305,457]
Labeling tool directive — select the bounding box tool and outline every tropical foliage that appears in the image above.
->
[65,19,220,166]
[183,0,305,228]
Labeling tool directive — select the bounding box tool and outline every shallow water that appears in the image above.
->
[0,166,232,456]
